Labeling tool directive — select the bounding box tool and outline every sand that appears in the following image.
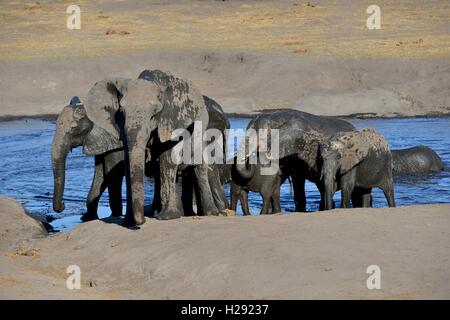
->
[1,196,449,299]
[0,0,449,300]
[0,0,449,118]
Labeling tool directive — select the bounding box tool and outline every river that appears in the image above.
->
[0,117,448,231]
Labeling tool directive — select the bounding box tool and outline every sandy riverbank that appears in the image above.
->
[0,0,449,118]
[1,196,449,299]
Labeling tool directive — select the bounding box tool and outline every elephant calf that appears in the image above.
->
[228,156,289,215]
[319,128,396,209]
[52,97,125,221]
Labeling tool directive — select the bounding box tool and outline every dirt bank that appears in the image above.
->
[1,196,449,299]
[0,0,449,118]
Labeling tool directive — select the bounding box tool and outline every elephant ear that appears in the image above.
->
[339,129,372,174]
[157,77,208,143]
[83,79,127,155]
[297,131,324,169]
[83,126,122,155]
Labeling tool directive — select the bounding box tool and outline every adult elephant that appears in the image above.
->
[392,146,444,174]
[138,70,230,216]
[236,109,355,212]
[54,75,217,226]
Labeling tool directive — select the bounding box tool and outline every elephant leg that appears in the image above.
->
[384,188,396,207]
[362,189,373,207]
[381,178,396,207]
[181,168,196,216]
[147,162,162,217]
[230,182,239,212]
[107,172,124,217]
[316,182,333,211]
[351,188,363,208]
[260,193,271,215]
[271,184,281,214]
[193,164,220,216]
[240,190,250,216]
[193,177,204,215]
[104,152,125,217]
[82,157,107,222]
[155,151,183,220]
[209,165,228,213]
[340,177,354,208]
[292,171,306,212]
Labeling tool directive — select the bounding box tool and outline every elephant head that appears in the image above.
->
[52,97,96,213]
[84,77,208,225]
[319,128,387,209]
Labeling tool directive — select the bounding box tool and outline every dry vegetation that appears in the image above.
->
[0,0,449,60]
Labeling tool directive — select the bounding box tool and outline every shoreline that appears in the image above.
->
[1,112,450,123]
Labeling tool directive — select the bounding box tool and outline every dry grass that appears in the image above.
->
[0,0,448,60]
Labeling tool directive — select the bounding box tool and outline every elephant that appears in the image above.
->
[228,155,289,215]
[52,70,229,225]
[236,109,356,212]
[52,96,125,222]
[319,128,396,210]
[392,146,444,174]
[138,69,230,216]
[54,75,219,226]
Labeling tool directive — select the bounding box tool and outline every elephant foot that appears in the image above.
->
[121,214,141,229]
[155,208,182,220]
[203,203,221,216]
[134,214,146,225]
[80,212,99,222]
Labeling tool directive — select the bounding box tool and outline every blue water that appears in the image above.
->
[0,117,448,231]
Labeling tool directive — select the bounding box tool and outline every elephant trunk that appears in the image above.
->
[321,166,336,210]
[52,139,69,213]
[324,183,334,210]
[127,148,146,225]
[236,135,255,179]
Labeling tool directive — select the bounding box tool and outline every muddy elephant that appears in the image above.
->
[319,128,396,209]
[392,146,444,174]
[138,69,230,216]
[52,97,125,221]
[228,155,289,215]
[236,109,355,212]
[52,102,228,224]
[53,75,218,226]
